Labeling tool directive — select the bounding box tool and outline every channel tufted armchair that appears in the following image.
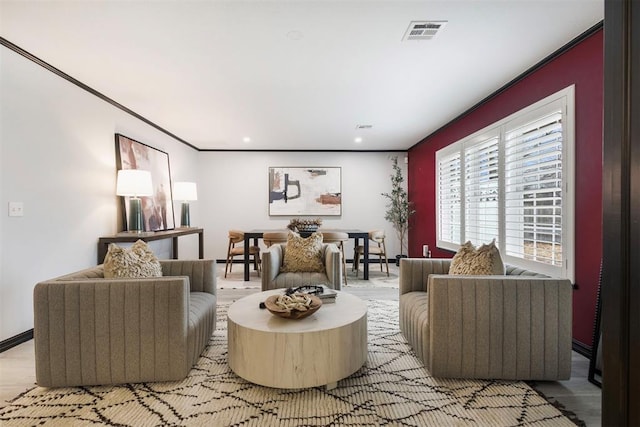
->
[261,243,342,291]
[399,258,573,381]
[33,259,217,387]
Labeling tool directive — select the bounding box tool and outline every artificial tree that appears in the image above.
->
[381,156,415,263]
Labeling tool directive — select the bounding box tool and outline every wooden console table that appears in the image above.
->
[97,227,204,264]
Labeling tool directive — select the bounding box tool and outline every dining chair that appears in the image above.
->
[225,230,261,278]
[353,230,389,277]
[321,231,350,285]
[262,231,290,247]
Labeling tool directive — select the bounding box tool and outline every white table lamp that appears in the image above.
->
[116,169,153,232]
[173,182,198,227]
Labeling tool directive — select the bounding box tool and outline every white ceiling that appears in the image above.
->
[1,1,603,151]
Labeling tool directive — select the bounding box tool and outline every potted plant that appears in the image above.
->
[381,156,416,265]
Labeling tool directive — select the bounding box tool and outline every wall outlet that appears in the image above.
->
[8,202,24,217]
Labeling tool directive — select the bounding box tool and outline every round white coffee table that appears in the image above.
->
[227,289,368,389]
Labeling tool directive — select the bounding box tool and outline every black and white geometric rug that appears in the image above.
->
[0,301,579,426]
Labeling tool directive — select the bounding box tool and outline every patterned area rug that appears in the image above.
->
[0,301,578,426]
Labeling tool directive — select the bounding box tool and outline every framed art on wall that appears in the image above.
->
[115,134,175,231]
[268,167,342,216]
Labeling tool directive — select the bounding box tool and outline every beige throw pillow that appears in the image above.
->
[104,240,163,278]
[449,240,505,275]
[280,232,325,273]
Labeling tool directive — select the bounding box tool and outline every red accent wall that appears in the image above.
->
[408,30,603,347]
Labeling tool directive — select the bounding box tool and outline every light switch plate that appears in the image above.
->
[8,202,24,217]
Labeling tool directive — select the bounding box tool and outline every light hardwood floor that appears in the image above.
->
[0,265,601,425]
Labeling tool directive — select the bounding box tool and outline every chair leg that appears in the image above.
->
[224,241,233,278]
[384,255,389,276]
[383,247,389,276]
[353,250,359,276]
[340,244,347,285]
[224,254,232,278]
[342,261,347,284]
[254,252,261,277]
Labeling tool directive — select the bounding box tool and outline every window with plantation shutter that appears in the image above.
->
[435,86,574,280]
[437,151,462,245]
[505,110,564,267]
[465,135,500,246]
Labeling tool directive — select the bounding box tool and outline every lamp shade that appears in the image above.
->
[116,169,153,197]
[173,182,198,201]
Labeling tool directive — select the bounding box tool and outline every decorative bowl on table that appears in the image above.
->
[264,293,322,320]
[287,218,322,233]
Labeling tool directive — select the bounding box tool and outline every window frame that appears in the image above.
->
[435,85,575,280]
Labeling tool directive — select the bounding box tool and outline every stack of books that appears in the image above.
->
[285,284,338,303]
[317,285,337,303]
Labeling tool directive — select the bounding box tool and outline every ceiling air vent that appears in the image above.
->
[402,21,447,41]
[356,124,373,130]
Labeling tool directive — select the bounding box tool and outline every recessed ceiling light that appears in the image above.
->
[354,137,363,143]
[243,137,251,143]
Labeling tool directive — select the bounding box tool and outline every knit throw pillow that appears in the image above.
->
[103,240,163,278]
[449,240,505,275]
[280,232,325,273]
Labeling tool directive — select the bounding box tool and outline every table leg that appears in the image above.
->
[253,238,259,271]
[199,230,204,259]
[172,236,179,259]
[98,242,108,264]
[244,234,250,281]
[363,240,369,280]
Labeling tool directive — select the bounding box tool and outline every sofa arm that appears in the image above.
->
[427,275,572,380]
[34,277,190,387]
[323,243,342,290]
[261,244,284,291]
[399,258,452,295]
[160,259,216,295]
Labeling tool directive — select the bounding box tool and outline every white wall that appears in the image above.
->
[197,151,407,262]
[0,45,408,343]
[0,47,200,341]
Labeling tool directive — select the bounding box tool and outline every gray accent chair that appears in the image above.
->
[261,243,342,291]
[399,258,572,380]
[33,259,217,387]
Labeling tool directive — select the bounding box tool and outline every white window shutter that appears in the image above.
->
[504,111,564,267]
[437,151,462,247]
[464,136,500,246]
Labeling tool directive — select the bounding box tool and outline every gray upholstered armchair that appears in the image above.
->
[399,258,573,380]
[261,243,342,291]
[33,259,217,387]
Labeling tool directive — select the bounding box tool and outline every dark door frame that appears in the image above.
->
[602,0,640,424]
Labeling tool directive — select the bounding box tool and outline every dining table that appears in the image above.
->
[243,229,370,281]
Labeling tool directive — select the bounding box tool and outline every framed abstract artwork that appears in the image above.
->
[268,167,342,216]
[115,134,175,231]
